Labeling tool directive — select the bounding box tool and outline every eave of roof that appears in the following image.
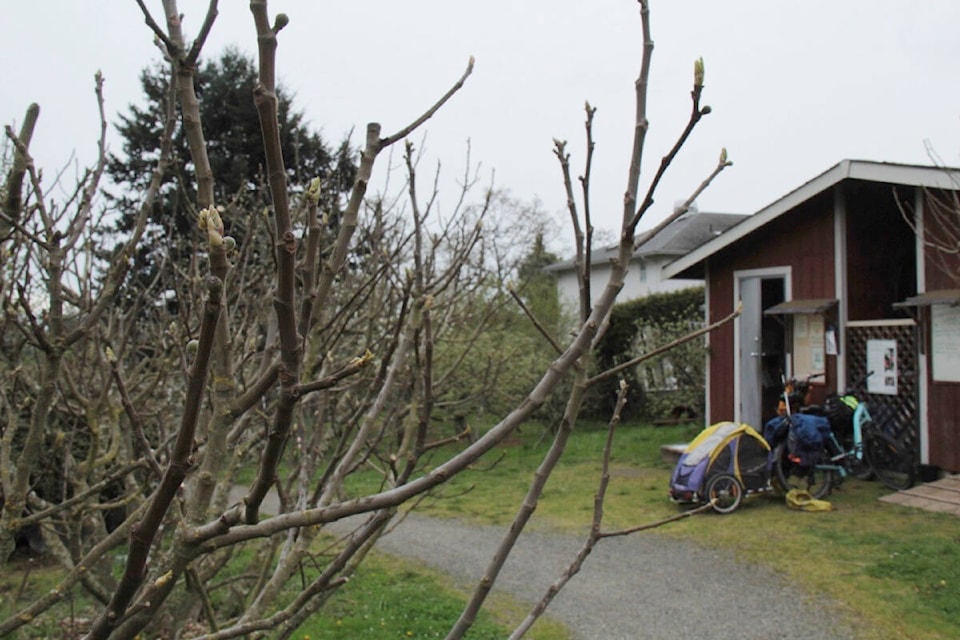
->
[663,159,960,280]
[894,289,960,308]
[764,298,838,315]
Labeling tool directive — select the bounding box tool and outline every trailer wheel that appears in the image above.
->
[704,474,744,514]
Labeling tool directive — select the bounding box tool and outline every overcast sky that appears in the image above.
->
[4,1,960,251]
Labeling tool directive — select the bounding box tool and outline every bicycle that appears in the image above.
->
[769,371,916,498]
[765,372,834,499]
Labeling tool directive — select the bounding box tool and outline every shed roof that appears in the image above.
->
[663,159,960,280]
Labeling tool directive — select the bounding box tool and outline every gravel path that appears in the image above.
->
[355,513,859,640]
[236,487,858,639]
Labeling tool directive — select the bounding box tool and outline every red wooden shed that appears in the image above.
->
[665,160,960,473]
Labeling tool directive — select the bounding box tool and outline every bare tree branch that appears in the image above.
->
[380,57,475,150]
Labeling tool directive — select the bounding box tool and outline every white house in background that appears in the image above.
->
[544,211,747,309]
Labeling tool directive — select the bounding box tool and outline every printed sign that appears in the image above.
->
[866,339,898,395]
[932,304,960,382]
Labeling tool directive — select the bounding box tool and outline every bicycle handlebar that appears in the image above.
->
[844,370,874,396]
[781,371,825,390]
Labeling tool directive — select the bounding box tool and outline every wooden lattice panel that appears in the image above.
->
[845,322,918,458]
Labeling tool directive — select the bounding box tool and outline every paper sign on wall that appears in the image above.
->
[792,314,824,378]
[932,304,960,382]
[866,339,898,395]
[825,327,838,356]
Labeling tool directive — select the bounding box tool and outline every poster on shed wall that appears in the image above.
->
[866,339,898,395]
[932,304,960,382]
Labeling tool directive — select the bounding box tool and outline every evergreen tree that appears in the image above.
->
[106,48,356,310]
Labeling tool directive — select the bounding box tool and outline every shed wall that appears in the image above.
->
[707,192,835,424]
[922,189,960,472]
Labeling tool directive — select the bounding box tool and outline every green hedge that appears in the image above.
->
[589,287,705,421]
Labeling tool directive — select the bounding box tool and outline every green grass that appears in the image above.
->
[297,553,567,640]
[394,421,702,531]
[388,419,960,640]
[0,545,569,640]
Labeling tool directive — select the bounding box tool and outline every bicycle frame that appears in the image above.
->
[851,402,871,460]
[823,401,870,478]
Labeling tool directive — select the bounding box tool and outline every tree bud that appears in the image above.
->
[694,57,705,87]
[306,177,322,203]
[198,205,225,246]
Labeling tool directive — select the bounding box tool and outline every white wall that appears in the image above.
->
[554,257,702,311]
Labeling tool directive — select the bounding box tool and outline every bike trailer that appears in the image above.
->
[668,421,771,509]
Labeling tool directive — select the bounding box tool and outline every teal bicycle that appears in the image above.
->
[773,371,916,498]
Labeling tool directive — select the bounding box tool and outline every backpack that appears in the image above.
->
[786,413,832,467]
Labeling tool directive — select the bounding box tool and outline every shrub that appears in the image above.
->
[590,287,705,421]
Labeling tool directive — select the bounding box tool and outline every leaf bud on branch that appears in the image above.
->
[306,176,322,204]
[694,56,705,88]
[154,571,174,588]
[197,205,225,247]
[351,350,374,367]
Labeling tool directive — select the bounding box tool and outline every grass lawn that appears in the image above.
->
[296,553,568,640]
[399,420,960,640]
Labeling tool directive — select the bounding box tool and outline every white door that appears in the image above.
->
[738,277,764,427]
[736,272,787,428]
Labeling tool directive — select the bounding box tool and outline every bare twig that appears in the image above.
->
[629,54,712,232]
[380,57,475,150]
[243,0,302,526]
[553,138,589,323]
[633,148,733,252]
[134,0,176,53]
[185,0,220,65]
[108,351,165,479]
[507,286,565,355]
[1,102,39,235]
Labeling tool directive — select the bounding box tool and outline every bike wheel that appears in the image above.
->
[704,473,744,514]
[865,430,916,491]
[837,435,873,480]
[774,443,834,499]
[847,452,874,481]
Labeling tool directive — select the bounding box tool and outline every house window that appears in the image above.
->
[638,259,647,283]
